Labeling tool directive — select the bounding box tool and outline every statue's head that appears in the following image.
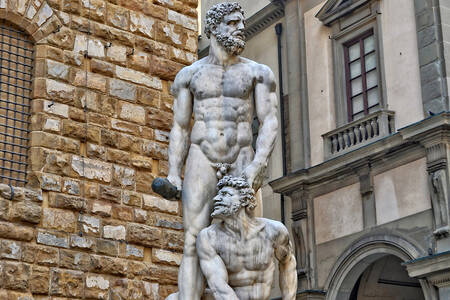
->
[212,176,256,218]
[205,2,246,55]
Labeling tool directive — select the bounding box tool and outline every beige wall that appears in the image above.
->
[305,2,335,167]
[374,158,431,225]
[314,182,363,244]
[379,0,423,128]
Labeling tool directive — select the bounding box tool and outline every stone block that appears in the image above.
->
[85,274,110,299]
[134,208,148,223]
[37,231,69,248]
[46,79,76,103]
[136,36,169,56]
[63,178,81,195]
[10,200,42,224]
[0,198,9,220]
[103,225,126,240]
[38,172,62,192]
[59,249,92,271]
[162,229,184,252]
[168,9,197,31]
[112,205,134,221]
[49,193,87,211]
[43,100,69,118]
[91,255,128,275]
[149,55,183,80]
[30,266,50,294]
[91,58,115,77]
[120,243,144,260]
[47,59,69,80]
[107,4,129,30]
[136,171,154,194]
[70,234,95,250]
[111,278,129,299]
[0,221,34,241]
[143,1,167,19]
[47,27,75,50]
[96,238,118,256]
[0,240,21,260]
[107,43,127,63]
[92,201,112,217]
[148,263,178,284]
[42,208,77,232]
[72,156,112,183]
[122,190,142,207]
[110,78,137,101]
[130,11,155,39]
[116,66,163,90]
[149,213,183,230]
[119,102,146,125]
[130,154,153,170]
[43,118,61,132]
[152,248,182,266]
[143,194,178,215]
[50,269,84,297]
[81,0,106,22]
[79,214,101,236]
[147,108,173,131]
[112,165,135,188]
[127,223,162,247]
[3,262,30,291]
[74,34,106,58]
[99,185,122,203]
[419,41,439,66]
[142,139,169,159]
[22,244,59,266]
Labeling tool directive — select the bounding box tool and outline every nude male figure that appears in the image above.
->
[197,176,297,300]
[165,2,279,299]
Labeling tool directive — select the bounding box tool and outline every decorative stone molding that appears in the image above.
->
[316,0,372,26]
[0,0,62,42]
[405,250,450,289]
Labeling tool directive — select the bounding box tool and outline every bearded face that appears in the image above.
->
[213,11,246,55]
[211,186,243,218]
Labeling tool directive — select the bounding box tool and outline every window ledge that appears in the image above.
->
[322,110,395,159]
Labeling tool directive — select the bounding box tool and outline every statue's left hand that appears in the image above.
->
[241,162,265,192]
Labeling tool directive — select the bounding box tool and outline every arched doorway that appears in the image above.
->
[325,235,436,300]
[349,255,424,300]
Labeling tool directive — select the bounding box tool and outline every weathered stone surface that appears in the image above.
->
[148,263,178,284]
[152,248,182,266]
[92,201,112,217]
[47,59,69,80]
[42,208,77,232]
[37,231,69,248]
[0,240,22,260]
[119,101,146,124]
[168,9,197,31]
[79,214,101,236]
[96,238,118,256]
[46,79,76,103]
[85,274,110,299]
[43,100,69,118]
[121,243,144,260]
[107,43,127,63]
[112,165,135,188]
[10,201,42,224]
[147,108,173,131]
[0,222,34,241]
[110,78,137,101]
[143,194,179,214]
[3,262,30,290]
[49,193,87,211]
[59,249,92,271]
[103,225,126,240]
[22,244,59,266]
[91,255,128,275]
[107,3,129,30]
[99,185,122,203]
[72,156,112,182]
[50,269,84,297]
[122,190,142,207]
[130,11,155,39]
[30,266,50,294]
[127,223,162,247]
[149,55,183,80]
[116,65,162,90]
[70,234,95,250]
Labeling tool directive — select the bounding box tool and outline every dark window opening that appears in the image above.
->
[0,19,33,187]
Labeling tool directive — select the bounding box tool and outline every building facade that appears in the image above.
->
[200,0,450,299]
[0,0,198,298]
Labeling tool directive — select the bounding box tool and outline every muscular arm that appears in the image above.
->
[196,229,239,300]
[242,64,278,191]
[167,67,193,190]
[275,225,298,300]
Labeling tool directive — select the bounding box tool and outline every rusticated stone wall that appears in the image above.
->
[0,0,198,298]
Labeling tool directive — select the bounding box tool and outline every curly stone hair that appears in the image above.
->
[217,175,256,210]
[204,2,245,38]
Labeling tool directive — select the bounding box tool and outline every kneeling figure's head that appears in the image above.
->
[212,176,255,218]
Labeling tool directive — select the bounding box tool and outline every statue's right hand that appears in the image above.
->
[167,175,182,191]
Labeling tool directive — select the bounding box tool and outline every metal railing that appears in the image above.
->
[323,110,395,159]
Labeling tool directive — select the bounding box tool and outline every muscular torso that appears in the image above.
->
[189,59,258,164]
[209,220,279,300]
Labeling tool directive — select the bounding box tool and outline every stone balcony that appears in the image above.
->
[322,110,396,159]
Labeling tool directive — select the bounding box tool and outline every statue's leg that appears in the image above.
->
[178,145,217,300]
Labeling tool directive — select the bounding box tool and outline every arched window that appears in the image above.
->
[0,19,33,186]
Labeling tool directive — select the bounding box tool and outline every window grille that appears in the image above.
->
[0,19,33,187]
[344,29,380,122]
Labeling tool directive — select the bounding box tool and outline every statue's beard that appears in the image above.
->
[211,202,241,218]
[215,32,245,55]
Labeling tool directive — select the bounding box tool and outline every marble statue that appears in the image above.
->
[196,176,297,300]
[155,2,280,299]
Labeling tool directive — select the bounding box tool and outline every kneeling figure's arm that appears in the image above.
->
[196,229,239,300]
[274,225,298,300]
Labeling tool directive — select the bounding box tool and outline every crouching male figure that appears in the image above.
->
[196,176,297,300]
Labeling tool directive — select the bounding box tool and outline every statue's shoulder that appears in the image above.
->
[171,58,208,94]
[258,218,289,240]
[240,58,276,86]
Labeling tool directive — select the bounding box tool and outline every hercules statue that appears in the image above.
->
[157,3,279,299]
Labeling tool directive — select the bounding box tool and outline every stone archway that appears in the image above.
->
[324,234,437,300]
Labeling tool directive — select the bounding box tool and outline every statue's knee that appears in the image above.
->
[183,231,198,255]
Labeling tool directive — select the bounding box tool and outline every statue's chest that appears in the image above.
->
[217,235,274,272]
[191,65,255,99]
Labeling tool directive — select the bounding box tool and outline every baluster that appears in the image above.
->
[348,128,355,146]
[388,116,395,133]
[343,130,349,148]
[371,117,379,136]
[354,126,361,144]
[360,123,367,140]
[332,135,338,153]
[338,132,344,151]
[365,121,372,139]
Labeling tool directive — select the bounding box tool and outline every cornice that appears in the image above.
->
[269,113,450,195]
[404,250,450,285]
[316,0,372,26]
[198,2,285,58]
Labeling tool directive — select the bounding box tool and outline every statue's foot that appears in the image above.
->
[166,292,178,300]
